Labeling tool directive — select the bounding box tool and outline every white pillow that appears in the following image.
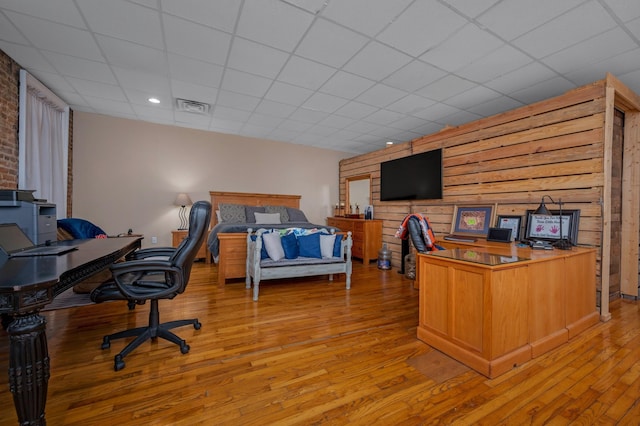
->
[216,210,221,222]
[262,232,285,261]
[320,234,336,258]
[255,212,281,224]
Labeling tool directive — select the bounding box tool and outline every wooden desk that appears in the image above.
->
[417,243,598,378]
[0,236,142,426]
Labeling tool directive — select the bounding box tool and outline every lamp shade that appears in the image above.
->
[533,197,551,215]
[174,193,192,207]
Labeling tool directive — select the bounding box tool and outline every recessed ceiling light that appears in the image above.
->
[386,141,394,146]
[148,97,160,104]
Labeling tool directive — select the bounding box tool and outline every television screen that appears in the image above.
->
[380,149,443,201]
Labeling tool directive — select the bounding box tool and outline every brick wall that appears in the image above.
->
[0,49,20,189]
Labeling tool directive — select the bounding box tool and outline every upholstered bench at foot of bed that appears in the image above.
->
[246,228,352,301]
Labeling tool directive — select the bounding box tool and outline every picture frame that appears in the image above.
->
[496,215,522,241]
[524,209,580,245]
[450,204,495,237]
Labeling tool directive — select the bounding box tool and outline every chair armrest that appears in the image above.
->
[111,259,182,299]
[128,247,175,260]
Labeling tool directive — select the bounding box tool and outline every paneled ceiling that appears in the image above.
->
[1,0,639,154]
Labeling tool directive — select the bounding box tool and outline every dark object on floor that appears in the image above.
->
[90,200,212,371]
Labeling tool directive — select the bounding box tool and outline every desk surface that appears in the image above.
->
[0,236,142,314]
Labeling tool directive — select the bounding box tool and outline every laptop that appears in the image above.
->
[0,223,78,257]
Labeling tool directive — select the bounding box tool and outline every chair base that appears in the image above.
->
[101,299,201,371]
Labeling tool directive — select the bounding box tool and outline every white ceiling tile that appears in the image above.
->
[411,121,443,136]
[443,0,500,18]
[0,42,57,74]
[221,69,272,97]
[445,85,502,109]
[321,0,413,37]
[334,101,378,120]
[414,102,464,122]
[509,76,575,105]
[356,84,407,109]
[564,48,640,86]
[303,92,349,113]
[467,95,524,117]
[161,0,241,32]
[485,62,557,94]
[0,0,86,27]
[167,54,224,88]
[386,94,435,115]
[377,0,468,57]
[236,0,314,51]
[133,104,175,121]
[306,125,338,137]
[227,38,289,79]
[113,67,170,91]
[124,88,172,108]
[363,109,405,126]
[97,35,167,75]
[318,114,356,129]
[41,51,116,84]
[0,13,29,44]
[602,0,640,23]
[66,78,127,101]
[216,90,260,112]
[209,118,244,133]
[278,56,336,90]
[420,24,504,72]
[254,99,297,118]
[78,0,163,49]
[439,109,482,126]
[343,41,413,81]
[278,119,313,132]
[174,111,211,127]
[383,60,447,92]
[456,44,532,83]
[265,81,313,106]
[288,107,330,123]
[212,105,252,122]
[5,11,103,61]
[513,1,618,58]
[319,71,375,99]
[269,127,302,142]
[346,120,384,134]
[163,14,231,65]
[543,27,637,74]
[618,69,640,95]
[171,80,217,104]
[476,0,585,41]
[388,115,430,131]
[296,19,369,68]
[417,75,476,101]
[247,112,283,128]
[83,95,135,115]
[282,0,327,14]
[28,70,76,93]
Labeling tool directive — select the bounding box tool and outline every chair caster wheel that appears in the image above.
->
[194,321,201,330]
[181,343,190,354]
[101,337,111,350]
[114,355,125,371]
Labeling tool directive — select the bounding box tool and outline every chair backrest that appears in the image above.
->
[170,200,212,291]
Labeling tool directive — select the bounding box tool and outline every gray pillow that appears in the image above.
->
[265,205,289,222]
[245,205,266,223]
[286,207,308,222]
[219,203,246,223]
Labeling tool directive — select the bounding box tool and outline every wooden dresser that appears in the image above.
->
[326,217,382,263]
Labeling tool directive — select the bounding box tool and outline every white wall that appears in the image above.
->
[72,112,351,247]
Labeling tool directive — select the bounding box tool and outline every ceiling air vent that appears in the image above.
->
[176,98,211,115]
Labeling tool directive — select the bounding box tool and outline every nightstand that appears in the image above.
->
[172,229,209,262]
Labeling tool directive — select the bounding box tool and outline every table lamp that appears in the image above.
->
[174,193,193,230]
[533,195,572,250]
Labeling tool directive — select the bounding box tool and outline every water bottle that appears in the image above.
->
[377,243,391,270]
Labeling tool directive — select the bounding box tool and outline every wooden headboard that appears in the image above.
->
[209,191,301,227]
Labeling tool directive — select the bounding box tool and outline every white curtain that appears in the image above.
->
[18,70,69,218]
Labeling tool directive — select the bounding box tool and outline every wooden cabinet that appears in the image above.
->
[326,217,382,263]
[417,245,598,378]
[172,230,209,262]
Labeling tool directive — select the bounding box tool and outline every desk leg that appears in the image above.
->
[8,313,49,426]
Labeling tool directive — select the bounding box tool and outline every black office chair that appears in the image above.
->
[90,200,212,371]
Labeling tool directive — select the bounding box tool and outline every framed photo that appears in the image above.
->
[524,209,580,245]
[450,204,495,237]
[496,215,522,241]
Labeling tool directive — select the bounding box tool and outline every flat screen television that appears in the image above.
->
[380,149,443,201]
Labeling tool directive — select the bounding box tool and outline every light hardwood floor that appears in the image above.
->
[1,262,639,425]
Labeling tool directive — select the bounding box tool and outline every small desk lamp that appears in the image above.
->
[533,195,572,250]
[174,193,193,230]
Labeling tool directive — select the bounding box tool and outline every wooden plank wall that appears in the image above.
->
[340,79,609,289]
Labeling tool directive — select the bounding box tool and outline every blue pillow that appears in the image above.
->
[333,234,342,257]
[250,234,269,259]
[297,233,322,258]
[281,232,299,259]
[57,218,106,239]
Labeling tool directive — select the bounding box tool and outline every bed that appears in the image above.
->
[207,191,337,285]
